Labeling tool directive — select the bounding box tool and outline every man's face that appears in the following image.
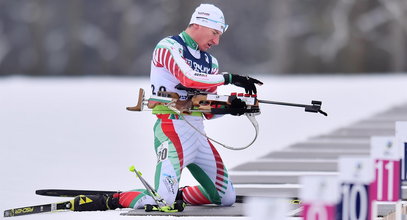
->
[194,25,222,51]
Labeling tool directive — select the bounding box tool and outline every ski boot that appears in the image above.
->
[70,194,122,211]
[172,199,186,212]
[144,188,186,212]
[174,187,186,212]
[144,201,185,212]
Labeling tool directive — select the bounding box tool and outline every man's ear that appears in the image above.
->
[190,23,200,30]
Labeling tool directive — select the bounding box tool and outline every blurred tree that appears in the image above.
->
[0,0,406,76]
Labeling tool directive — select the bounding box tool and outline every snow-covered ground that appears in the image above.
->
[1,74,407,219]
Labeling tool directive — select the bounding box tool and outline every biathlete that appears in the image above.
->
[70,3,262,212]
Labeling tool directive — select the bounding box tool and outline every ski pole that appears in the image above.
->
[129,166,177,212]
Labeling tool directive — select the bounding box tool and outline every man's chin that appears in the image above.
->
[199,46,210,51]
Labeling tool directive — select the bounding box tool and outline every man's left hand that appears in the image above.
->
[223,73,263,95]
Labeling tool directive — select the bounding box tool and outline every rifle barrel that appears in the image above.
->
[257,99,308,108]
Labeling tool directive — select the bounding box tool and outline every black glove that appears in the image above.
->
[223,73,263,95]
[229,97,247,116]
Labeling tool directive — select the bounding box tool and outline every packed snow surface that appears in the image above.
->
[1,74,407,219]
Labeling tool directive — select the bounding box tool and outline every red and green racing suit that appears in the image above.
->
[117,31,236,208]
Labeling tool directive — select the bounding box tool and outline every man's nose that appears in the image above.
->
[212,35,220,45]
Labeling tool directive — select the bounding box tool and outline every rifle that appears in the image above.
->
[126,86,327,150]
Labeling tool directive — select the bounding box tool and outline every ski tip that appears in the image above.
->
[4,209,13,218]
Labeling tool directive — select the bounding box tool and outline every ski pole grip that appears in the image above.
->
[129,165,143,177]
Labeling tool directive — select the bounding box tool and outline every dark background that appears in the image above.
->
[0,0,406,76]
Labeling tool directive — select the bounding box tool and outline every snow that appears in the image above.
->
[1,74,407,219]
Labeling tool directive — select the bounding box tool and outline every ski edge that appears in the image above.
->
[35,189,121,197]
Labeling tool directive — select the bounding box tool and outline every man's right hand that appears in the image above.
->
[223,73,263,95]
[229,97,247,116]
